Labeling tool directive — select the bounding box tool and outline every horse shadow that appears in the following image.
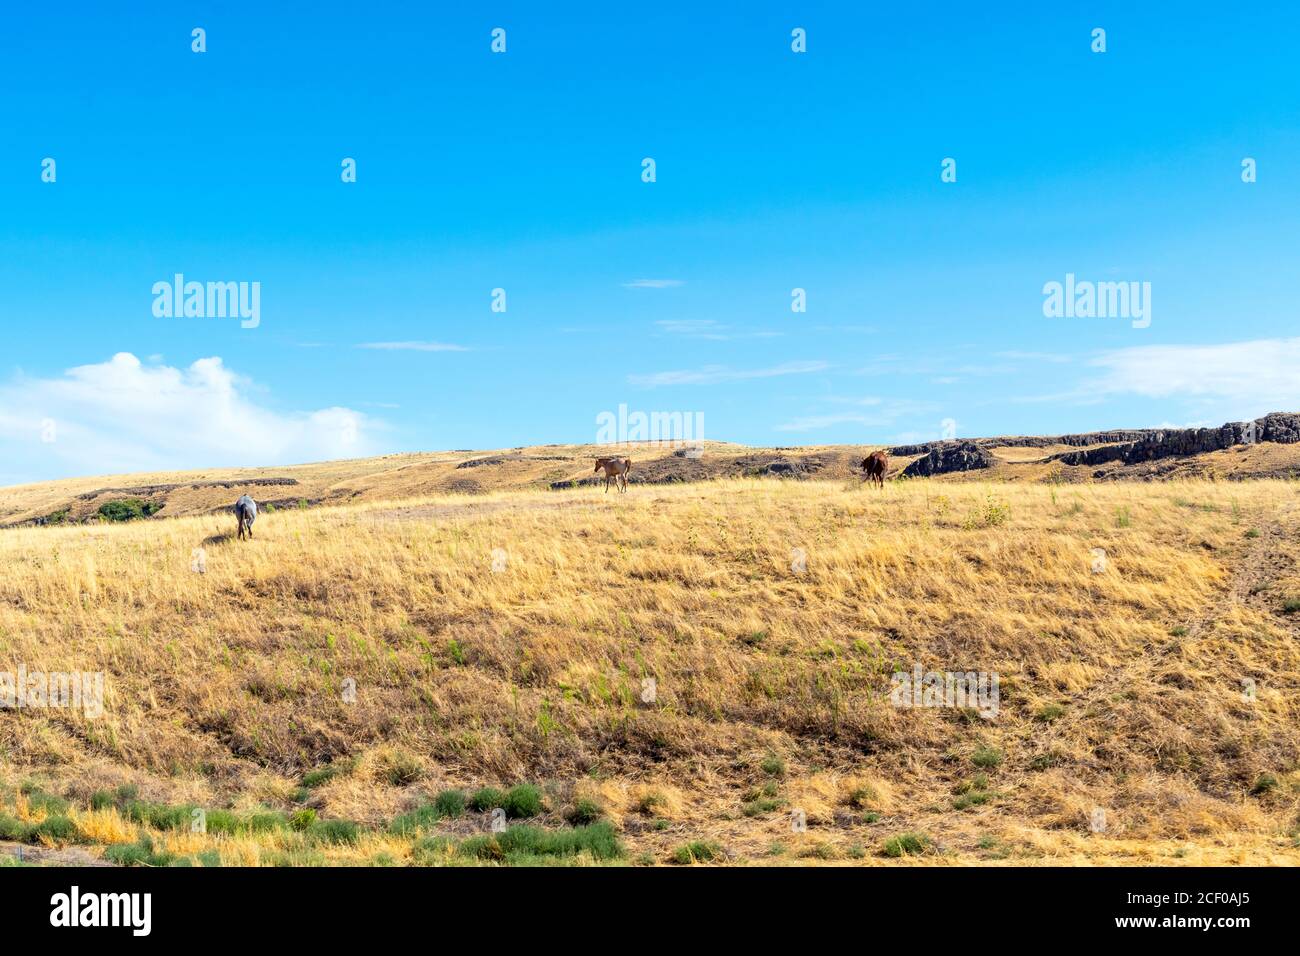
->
[200,532,235,547]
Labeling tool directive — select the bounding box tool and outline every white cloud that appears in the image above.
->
[1086,337,1300,416]
[623,278,684,289]
[0,353,382,485]
[357,341,470,352]
[629,360,829,387]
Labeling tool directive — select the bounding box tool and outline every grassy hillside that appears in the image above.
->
[3,477,1300,865]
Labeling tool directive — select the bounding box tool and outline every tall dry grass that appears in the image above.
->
[2,478,1298,864]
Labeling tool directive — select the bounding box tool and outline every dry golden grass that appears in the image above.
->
[2,476,1299,865]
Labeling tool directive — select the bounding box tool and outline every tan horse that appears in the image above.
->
[594,457,631,493]
[861,451,889,489]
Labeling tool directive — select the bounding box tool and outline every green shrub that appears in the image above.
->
[97,499,161,522]
[1251,774,1279,796]
[882,833,931,858]
[125,800,192,830]
[760,756,786,778]
[378,750,423,787]
[457,835,503,861]
[302,767,338,789]
[671,841,723,865]
[433,789,466,819]
[742,798,784,817]
[309,819,359,845]
[290,809,317,831]
[971,746,1003,769]
[1035,703,1065,722]
[493,822,622,861]
[32,816,81,843]
[106,836,175,867]
[565,798,603,826]
[0,814,33,842]
[468,787,505,813]
[244,811,289,833]
[502,784,543,819]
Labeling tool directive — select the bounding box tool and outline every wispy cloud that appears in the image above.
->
[623,278,684,289]
[995,350,1073,364]
[654,319,779,341]
[0,353,382,484]
[629,360,829,387]
[1085,337,1300,415]
[357,341,470,352]
[775,396,942,432]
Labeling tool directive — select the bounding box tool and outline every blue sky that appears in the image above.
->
[2,1,1299,483]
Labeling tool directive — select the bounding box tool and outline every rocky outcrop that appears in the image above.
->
[891,413,1300,477]
[900,442,994,477]
[1053,414,1300,468]
[891,430,1154,457]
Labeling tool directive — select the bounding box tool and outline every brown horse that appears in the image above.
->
[861,451,889,489]
[594,457,631,493]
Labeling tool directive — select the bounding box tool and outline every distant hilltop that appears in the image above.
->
[4,413,1300,528]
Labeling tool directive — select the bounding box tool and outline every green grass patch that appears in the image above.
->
[501,784,543,819]
[468,787,506,813]
[670,841,724,865]
[881,833,931,858]
[97,499,161,522]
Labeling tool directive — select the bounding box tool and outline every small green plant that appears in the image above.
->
[971,746,1003,769]
[742,797,784,817]
[1282,597,1300,615]
[106,835,176,867]
[1035,703,1065,722]
[290,808,317,831]
[566,798,603,826]
[308,819,359,846]
[1115,507,1132,528]
[1168,625,1189,637]
[760,755,786,778]
[302,766,338,788]
[378,750,423,787]
[671,841,723,865]
[1251,773,1279,796]
[882,833,931,858]
[982,496,1010,527]
[798,841,838,860]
